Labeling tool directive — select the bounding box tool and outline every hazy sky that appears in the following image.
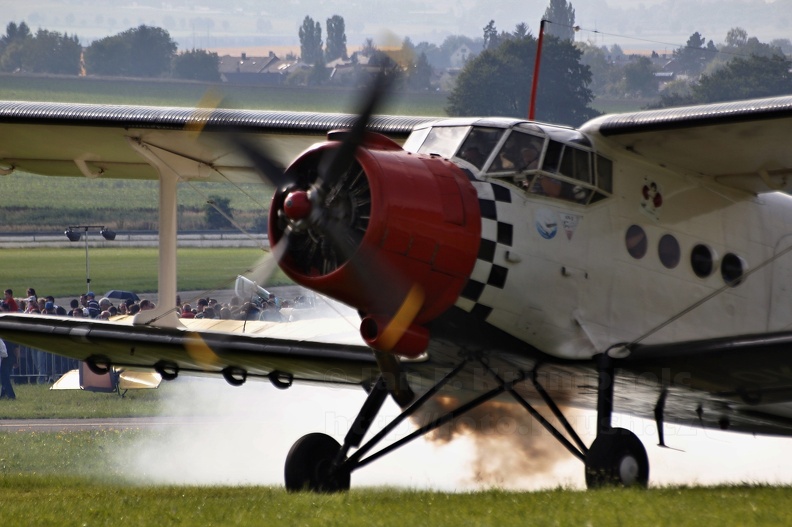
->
[0,0,789,54]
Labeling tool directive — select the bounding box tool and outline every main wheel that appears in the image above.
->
[284,433,350,493]
[585,427,649,488]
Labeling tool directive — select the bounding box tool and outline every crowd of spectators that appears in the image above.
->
[178,292,289,322]
[0,286,307,393]
[0,287,82,388]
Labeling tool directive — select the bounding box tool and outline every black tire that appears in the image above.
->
[585,427,649,488]
[284,433,350,493]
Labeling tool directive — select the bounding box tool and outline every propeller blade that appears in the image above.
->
[244,231,291,286]
[317,69,391,194]
[231,133,292,190]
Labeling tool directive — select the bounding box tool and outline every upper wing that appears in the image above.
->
[0,313,377,387]
[0,100,437,183]
[581,95,792,194]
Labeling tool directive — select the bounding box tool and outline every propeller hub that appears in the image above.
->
[283,190,312,220]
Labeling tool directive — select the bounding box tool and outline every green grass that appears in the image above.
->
[0,384,164,419]
[3,355,792,525]
[0,246,289,298]
[0,473,788,526]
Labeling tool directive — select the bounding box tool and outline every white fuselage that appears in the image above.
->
[467,158,792,361]
[407,118,792,362]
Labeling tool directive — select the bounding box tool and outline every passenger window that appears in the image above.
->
[626,225,648,259]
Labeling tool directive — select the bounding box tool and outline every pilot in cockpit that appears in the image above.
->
[459,145,485,168]
[519,144,540,170]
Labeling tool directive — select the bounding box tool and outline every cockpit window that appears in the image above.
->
[413,126,469,159]
[558,146,591,184]
[488,131,544,173]
[454,127,503,170]
[405,121,614,207]
[542,140,564,173]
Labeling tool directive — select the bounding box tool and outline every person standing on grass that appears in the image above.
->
[0,337,16,400]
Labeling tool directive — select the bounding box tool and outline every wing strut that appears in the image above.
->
[125,137,183,328]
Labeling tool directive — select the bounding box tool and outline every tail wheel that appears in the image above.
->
[585,427,649,488]
[284,433,350,493]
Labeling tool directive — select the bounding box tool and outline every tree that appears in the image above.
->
[655,54,792,107]
[298,16,322,65]
[622,56,658,97]
[0,21,31,72]
[22,29,81,75]
[725,27,748,48]
[446,35,598,127]
[407,51,432,90]
[514,23,530,39]
[85,25,177,77]
[325,15,347,62]
[205,195,234,230]
[577,41,618,96]
[483,20,499,50]
[672,32,715,76]
[692,54,792,103]
[544,0,576,41]
[172,49,220,81]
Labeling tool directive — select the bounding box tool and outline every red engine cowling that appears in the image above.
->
[269,132,481,357]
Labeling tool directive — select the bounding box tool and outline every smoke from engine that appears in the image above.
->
[411,396,585,488]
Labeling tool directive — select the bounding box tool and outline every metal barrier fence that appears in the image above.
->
[6,343,79,384]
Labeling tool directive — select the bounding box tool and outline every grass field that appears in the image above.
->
[0,383,789,527]
[0,383,791,525]
[0,246,288,299]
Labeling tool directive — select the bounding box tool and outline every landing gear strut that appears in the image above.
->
[584,353,649,488]
[283,353,649,492]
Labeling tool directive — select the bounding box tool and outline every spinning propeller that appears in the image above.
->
[224,68,482,359]
[232,72,424,352]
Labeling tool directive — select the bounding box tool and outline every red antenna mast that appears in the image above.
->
[528,19,547,121]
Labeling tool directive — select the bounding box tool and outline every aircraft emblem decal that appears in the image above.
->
[561,213,581,240]
[640,178,663,221]
[535,208,558,239]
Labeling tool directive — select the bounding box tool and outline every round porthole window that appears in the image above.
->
[721,253,745,286]
[625,225,647,259]
[690,244,714,278]
[658,234,680,269]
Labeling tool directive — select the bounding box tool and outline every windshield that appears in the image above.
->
[414,126,470,159]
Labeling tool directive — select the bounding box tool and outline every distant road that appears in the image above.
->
[0,231,269,249]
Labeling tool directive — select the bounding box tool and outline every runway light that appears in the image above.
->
[100,228,116,241]
[64,225,117,293]
[65,228,81,242]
